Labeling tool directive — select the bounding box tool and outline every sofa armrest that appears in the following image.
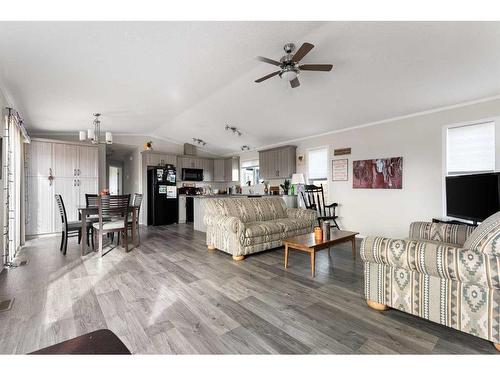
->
[204,214,243,234]
[286,208,318,222]
[409,221,475,247]
[361,236,498,288]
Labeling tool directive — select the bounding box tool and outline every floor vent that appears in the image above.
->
[0,298,14,313]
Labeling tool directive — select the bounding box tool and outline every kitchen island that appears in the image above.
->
[192,194,298,232]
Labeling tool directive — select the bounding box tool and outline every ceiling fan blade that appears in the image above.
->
[254,70,280,83]
[290,77,300,88]
[256,56,281,66]
[292,42,314,63]
[299,64,333,72]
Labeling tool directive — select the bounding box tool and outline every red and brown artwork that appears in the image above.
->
[353,157,403,189]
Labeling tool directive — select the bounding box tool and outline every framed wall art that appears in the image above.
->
[332,159,348,181]
[353,157,403,189]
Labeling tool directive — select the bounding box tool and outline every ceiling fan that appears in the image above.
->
[254,42,333,88]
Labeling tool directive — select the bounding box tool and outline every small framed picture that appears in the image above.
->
[332,159,348,181]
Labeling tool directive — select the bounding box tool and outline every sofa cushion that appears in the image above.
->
[244,221,283,238]
[244,217,312,238]
[463,211,500,256]
[409,221,475,247]
[204,197,287,223]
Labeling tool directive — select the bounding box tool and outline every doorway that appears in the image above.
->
[109,165,123,195]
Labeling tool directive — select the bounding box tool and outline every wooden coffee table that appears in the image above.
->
[284,230,359,277]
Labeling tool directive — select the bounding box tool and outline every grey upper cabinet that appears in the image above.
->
[144,152,177,167]
[213,157,239,182]
[202,158,214,182]
[259,145,296,180]
[213,159,225,181]
[178,156,197,169]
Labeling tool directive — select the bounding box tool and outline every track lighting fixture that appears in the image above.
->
[225,125,242,136]
[192,138,207,146]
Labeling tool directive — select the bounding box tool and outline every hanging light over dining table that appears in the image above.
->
[79,113,113,144]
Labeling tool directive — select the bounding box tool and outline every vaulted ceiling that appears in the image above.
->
[1,21,499,155]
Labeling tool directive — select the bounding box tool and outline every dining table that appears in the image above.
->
[77,205,140,256]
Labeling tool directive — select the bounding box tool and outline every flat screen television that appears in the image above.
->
[446,172,500,223]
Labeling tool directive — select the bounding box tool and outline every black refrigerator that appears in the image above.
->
[147,165,178,225]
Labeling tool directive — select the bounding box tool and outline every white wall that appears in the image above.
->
[239,98,500,238]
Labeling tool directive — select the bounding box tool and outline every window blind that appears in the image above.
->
[241,159,259,168]
[308,148,328,179]
[447,121,495,174]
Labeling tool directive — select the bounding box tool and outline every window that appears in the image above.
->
[446,121,495,174]
[240,159,260,186]
[307,147,329,201]
[308,147,328,180]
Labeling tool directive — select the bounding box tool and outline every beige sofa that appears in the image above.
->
[203,197,317,260]
[360,212,500,351]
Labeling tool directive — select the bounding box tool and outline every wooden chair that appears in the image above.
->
[93,194,131,256]
[301,184,340,229]
[55,194,92,255]
[85,194,99,209]
[128,193,143,244]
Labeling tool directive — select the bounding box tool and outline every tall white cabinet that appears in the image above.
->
[25,139,99,236]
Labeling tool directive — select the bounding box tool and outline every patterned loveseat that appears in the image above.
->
[204,197,317,261]
[360,212,500,351]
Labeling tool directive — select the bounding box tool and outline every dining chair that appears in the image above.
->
[55,194,92,255]
[128,193,143,244]
[93,194,131,256]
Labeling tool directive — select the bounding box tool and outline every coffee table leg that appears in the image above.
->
[351,237,356,260]
[310,250,315,277]
[284,244,289,269]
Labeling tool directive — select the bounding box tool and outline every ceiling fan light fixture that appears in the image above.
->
[279,68,299,82]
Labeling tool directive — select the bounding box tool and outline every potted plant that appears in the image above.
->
[144,140,153,150]
[280,179,291,195]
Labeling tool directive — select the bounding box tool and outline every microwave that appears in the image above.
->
[182,168,204,181]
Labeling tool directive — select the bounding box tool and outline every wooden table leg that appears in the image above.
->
[351,236,356,260]
[284,244,289,269]
[131,208,137,248]
[81,208,87,256]
[310,250,315,277]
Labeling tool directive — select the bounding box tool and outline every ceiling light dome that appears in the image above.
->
[279,67,299,81]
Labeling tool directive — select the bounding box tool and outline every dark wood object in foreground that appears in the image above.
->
[284,230,359,277]
[30,329,130,354]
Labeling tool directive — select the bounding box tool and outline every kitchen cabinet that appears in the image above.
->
[25,139,99,236]
[202,158,214,182]
[213,159,225,181]
[213,157,240,182]
[144,152,177,167]
[258,145,296,180]
[178,195,187,223]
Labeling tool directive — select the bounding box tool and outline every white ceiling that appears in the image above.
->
[1,21,500,155]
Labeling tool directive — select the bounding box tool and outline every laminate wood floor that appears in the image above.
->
[0,224,497,354]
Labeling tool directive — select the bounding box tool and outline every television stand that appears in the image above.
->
[432,217,478,227]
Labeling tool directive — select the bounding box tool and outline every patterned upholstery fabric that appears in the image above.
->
[361,217,500,345]
[463,211,500,256]
[409,221,475,247]
[204,197,317,256]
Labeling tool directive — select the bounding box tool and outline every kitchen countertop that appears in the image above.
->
[191,194,264,198]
